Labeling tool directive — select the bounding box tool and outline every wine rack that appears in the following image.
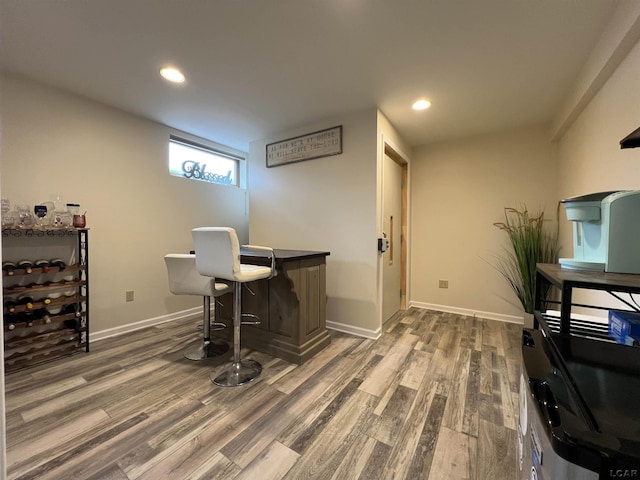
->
[2,227,89,373]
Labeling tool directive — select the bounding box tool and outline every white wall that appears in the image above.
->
[410,125,558,321]
[0,73,250,333]
[557,39,640,204]
[248,108,381,334]
[556,37,640,312]
[377,111,412,159]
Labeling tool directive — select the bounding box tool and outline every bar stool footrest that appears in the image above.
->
[241,313,261,326]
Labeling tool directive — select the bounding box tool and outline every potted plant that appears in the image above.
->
[493,205,560,322]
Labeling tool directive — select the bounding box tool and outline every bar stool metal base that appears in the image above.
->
[184,338,229,360]
[184,296,229,360]
[211,359,262,387]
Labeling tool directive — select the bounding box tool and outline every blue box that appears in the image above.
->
[608,310,640,345]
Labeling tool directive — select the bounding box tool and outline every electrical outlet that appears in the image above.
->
[438,280,449,289]
[126,290,134,302]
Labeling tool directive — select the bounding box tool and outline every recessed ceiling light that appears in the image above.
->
[412,99,431,111]
[160,66,185,84]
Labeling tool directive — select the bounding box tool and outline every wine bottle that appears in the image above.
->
[2,261,17,276]
[4,299,17,313]
[4,313,18,330]
[17,295,35,310]
[49,258,66,271]
[34,259,50,272]
[63,318,81,332]
[18,260,33,274]
[21,310,35,327]
[34,308,52,324]
[36,295,53,305]
[11,311,35,327]
[62,303,82,318]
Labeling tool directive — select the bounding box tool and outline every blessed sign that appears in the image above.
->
[182,160,233,185]
[266,126,342,168]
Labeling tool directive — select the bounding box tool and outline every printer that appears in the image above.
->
[560,190,640,274]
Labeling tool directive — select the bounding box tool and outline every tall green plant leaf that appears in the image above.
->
[493,206,559,313]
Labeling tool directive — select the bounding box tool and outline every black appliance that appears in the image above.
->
[519,264,640,479]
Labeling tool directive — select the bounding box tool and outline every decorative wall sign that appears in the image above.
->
[266,125,342,168]
[181,160,233,185]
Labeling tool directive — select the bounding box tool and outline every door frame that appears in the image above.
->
[378,136,410,326]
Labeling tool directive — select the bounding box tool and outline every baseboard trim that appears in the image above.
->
[409,301,523,325]
[92,303,521,344]
[91,307,201,342]
[326,320,381,340]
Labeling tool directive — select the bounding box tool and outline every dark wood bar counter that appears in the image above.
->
[217,248,331,364]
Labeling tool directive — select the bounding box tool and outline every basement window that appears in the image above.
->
[169,135,241,186]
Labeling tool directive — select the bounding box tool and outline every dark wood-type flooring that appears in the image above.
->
[5,308,522,479]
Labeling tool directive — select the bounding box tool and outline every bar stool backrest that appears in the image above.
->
[164,254,215,296]
[192,227,242,281]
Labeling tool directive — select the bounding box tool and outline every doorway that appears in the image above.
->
[381,143,408,323]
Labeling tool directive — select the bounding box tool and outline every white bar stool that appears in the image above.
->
[164,254,232,360]
[192,227,275,387]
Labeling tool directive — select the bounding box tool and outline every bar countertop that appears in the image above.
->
[189,248,330,263]
[240,248,330,262]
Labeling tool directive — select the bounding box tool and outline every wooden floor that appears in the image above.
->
[5,308,522,480]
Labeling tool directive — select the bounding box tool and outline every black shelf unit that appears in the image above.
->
[534,263,640,337]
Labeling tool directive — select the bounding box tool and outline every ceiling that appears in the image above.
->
[0,0,621,152]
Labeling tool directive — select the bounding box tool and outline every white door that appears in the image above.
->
[382,152,404,322]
